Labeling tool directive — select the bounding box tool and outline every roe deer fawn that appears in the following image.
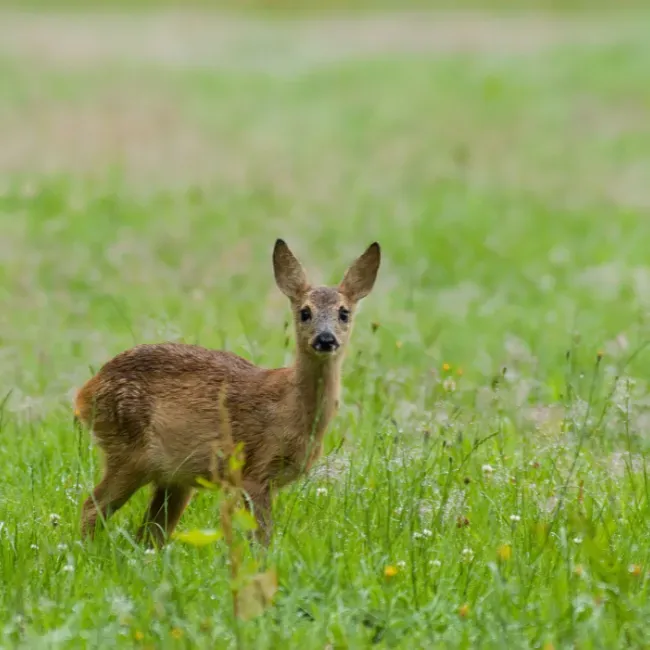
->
[75,239,380,547]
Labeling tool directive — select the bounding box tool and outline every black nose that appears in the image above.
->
[312,331,339,352]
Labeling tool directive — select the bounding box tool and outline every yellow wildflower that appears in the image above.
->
[384,565,399,579]
[629,564,642,577]
[497,544,512,561]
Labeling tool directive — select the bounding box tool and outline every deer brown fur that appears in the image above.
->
[75,239,380,547]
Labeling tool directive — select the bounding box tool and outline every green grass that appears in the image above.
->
[2,7,650,649]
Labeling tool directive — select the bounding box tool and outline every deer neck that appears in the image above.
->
[292,351,342,433]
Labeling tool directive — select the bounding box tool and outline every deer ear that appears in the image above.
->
[273,239,309,300]
[339,242,381,302]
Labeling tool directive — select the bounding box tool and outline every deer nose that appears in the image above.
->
[312,331,339,353]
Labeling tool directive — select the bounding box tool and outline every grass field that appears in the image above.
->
[2,4,650,649]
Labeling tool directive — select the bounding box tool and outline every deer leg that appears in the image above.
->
[81,466,143,539]
[243,480,272,546]
[136,485,193,548]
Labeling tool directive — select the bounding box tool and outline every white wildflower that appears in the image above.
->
[110,595,133,618]
[442,488,466,523]
[482,464,494,474]
[443,378,456,392]
[461,548,474,562]
[316,487,328,497]
[510,514,521,523]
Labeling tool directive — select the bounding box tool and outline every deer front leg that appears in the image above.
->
[242,480,272,546]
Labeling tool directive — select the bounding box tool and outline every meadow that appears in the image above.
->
[2,2,650,648]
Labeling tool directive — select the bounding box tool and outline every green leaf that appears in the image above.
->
[233,508,258,532]
[229,442,246,473]
[236,569,278,621]
[172,529,223,546]
[195,476,219,491]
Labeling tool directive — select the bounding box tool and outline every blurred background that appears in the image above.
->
[1,0,649,414]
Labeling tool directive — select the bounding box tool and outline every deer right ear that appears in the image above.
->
[273,239,309,300]
[339,242,381,302]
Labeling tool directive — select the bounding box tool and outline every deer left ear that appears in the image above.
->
[273,239,309,301]
[339,242,381,302]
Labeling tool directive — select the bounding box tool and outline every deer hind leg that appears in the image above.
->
[243,480,272,547]
[136,485,193,548]
[81,464,144,540]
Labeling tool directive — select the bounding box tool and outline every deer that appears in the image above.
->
[74,239,380,547]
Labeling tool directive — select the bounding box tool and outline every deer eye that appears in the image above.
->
[299,307,312,323]
[339,307,350,323]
